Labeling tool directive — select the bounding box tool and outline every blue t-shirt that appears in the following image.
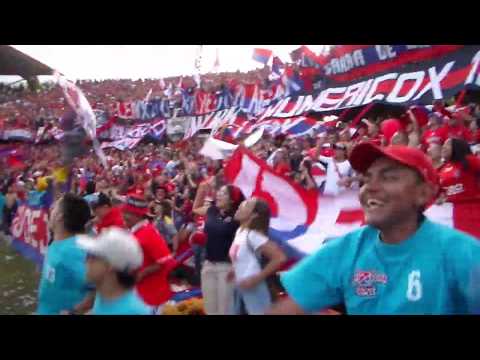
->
[28,190,54,209]
[281,218,480,315]
[37,236,92,315]
[91,290,152,315]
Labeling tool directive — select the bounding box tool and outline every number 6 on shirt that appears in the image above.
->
[406,270,422,302]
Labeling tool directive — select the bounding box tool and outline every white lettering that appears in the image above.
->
[271,98,292,118]
[11,205,27,239]
[331,59,340,74]
[339,57,347,73]
[352,79,374,106]
[386,71,425,103]
[314,87,347,110]
[465,50,480,85]
[446,184,464,196]
[294,95,314,115]
[28,210,40,250]
[335,81,367,109]
[276,98,305,118]
[344,54,354,72]
[353,49,366,67]
[413,61,455,100]
[376,45,397,60]
[362,73,399,104]
[260,98,289,121]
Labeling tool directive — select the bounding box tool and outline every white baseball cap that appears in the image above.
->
[77,227,143,272]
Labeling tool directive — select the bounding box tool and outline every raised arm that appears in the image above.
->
[192,180,212,217]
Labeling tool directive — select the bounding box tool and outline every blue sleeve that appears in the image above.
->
[280,239,345,313]
[446,233,480,314]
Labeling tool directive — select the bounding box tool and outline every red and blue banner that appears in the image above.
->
[224,147,480,259]
[324,45,464,81]
[10,196,52,266]
[252,48,273,65]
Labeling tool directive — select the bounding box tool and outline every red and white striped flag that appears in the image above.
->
[224,147,479,257]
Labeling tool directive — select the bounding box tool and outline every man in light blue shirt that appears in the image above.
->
[37,193,94,315]
[77,228,152,315]
[268,143,480,315]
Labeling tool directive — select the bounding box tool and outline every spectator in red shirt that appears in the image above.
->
[421,113,448,150]
[469,118,480,143]
[438,138,480,238]
[440,115,473,142]
[91,193,125,234]
[426,143,443,170]
[122,189,173,313]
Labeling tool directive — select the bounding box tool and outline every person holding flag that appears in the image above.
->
[268,143,480,315]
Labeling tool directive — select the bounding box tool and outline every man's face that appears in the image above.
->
[155,188,167,201]
[359,157,432,230]
[427,143,442,161]
[234,199,256,223]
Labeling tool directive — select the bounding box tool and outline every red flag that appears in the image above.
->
[7,155,26,170]
[252,48,273,65]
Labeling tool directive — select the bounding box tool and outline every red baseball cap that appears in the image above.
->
[121,188,154,218]
[349,143,439,186]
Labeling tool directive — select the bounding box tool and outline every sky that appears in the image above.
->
[1,45,328,83]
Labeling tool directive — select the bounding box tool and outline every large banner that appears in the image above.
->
[156,46,480,123]
[224,147,479,258]
[2,129,35,142]
[322,45,463,81]
[10,202,50,266]
[259,46,480,120]
[101,118,166,151]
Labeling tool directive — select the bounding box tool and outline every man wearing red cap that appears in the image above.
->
[268,143,480,315]
[122,189,173,313]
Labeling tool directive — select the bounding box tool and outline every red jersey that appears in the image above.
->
[274,162,291,177]
[421,127,448,148]
[308,147,334,160]
[132,221,173,306]
[165,181,176,194]
[440,124,473,142]
[95,206,125,234]
[472,129,480,143]
[438,156,480,203]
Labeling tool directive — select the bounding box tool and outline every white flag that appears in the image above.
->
[200,136,238,160]
[193,73,201,87]
[159,78,166,90]
[144,88,153,103]
[175,77,183,96]
[164,83,174,98]
[54,70,107,167]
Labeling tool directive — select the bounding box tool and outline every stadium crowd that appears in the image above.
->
[1,65,480,314]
